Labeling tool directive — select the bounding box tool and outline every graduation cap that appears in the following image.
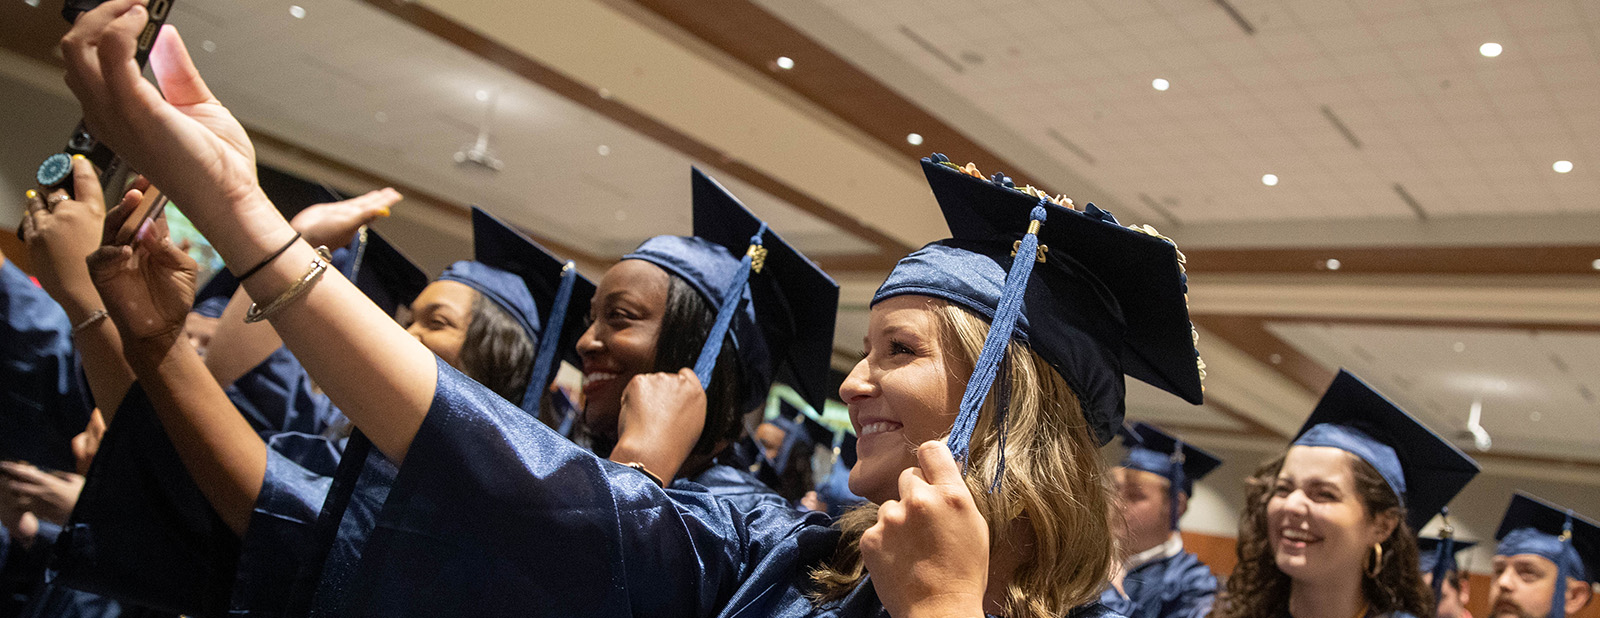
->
[871,155,1205,487]
[623,168,839,414]
[1118,422,1222,530]
[438,207,597,415]
[1418,537,1478,575]
[338,228,430,317]
[1495,493,1600,618]
[1292,370,1480,532]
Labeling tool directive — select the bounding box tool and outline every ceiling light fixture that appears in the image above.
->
[775,56,795,70]
[906,133,924,146]
[1462,398,1492,451]
[201,40,217,52]
[597,145,610,156]
[1152,78,1170,91]
[1553,160,1573,173]
[1591,258,1600,270]
[475,89,490,102]
[288,5,306,18]
[1479,42,1502,57]
[1324,258,1341,270]
[1261,173,1278,186]
[1453,341,1466,353]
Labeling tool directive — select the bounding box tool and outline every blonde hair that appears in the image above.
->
[809,299,1115,618]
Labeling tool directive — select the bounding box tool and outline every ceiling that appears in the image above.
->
[1,0,1598,502]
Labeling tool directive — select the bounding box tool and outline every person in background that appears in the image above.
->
[1419,536,1477,618]
[1488,494,1597,618]
[1102,422,1223,618]
[1214,370,1481,618]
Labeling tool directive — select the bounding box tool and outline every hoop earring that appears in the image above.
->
[1366,543,1384,578]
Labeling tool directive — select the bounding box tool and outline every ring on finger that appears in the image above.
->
[46,194,69,208]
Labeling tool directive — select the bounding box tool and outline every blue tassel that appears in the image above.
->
[1551,512,1574,618]
[947,202,1047,490]
[524,262,578,415]
[1168,440,1187,530]
[694,223,768,388]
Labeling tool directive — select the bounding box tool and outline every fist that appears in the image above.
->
[611,368,705,483]
[861,441,989,618]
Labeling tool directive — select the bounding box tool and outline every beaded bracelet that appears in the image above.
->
[244,246,331,324]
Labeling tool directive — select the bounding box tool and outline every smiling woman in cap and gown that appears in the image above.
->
[59,13,1207,615]
[1101,423,1223,618]
[1487,494,1598,618]
[1214,371,1482,618]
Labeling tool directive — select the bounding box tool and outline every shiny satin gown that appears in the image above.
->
[1098,550,1217,618]
[332,358,1123,618]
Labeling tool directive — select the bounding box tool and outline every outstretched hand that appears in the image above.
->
[62,1,263,236]
[290,188,402,249]
[861,441,989,618]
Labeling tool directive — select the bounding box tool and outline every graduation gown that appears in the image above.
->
[0,260,92,473]
[331,358,1123,618]
[1098,539,1217,618]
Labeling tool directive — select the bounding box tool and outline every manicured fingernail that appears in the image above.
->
[25,190,38,199]
[135,218,154,242]
[72,154,85,161]
[377,208,391,217]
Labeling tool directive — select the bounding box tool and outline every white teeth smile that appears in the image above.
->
[859,421,902,437]
[1281,529,1317,542]
[583,372,617,386]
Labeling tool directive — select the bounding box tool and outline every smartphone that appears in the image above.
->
[112,187,169,246]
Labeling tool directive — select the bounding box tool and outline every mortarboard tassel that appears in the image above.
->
[525,261,578,415]
[1431,508,1455,605]
[1550,512,1575,618]
[947,201,1048,490]
[693,223,769,389]
[1168,439,1187,530]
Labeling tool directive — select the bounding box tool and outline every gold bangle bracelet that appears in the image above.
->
[244,246,331,324]
[624,462,666,488]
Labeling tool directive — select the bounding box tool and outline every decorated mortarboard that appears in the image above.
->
[1495,493,1600,618]
[439,207,597,415]
[624,168,839,414]
[1292,370,1480,532]
[1118,422,1222,530]
[872,154,1205,488]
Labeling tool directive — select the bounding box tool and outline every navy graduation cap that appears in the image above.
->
[339,228,430,317]
[1419,533,1478,604]
[624,168,839,414]
[1118,422,1222,530]
[1292,370,1480,533]
[872,155,1206,487]
[1495,493,1600,618]
[438,207,596,414]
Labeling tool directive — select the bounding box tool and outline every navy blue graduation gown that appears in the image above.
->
[0,260,92,472]
[1098,549,1217,618]
[334,358,1123,618]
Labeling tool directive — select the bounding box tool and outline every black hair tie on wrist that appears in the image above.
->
[235,231,302,282]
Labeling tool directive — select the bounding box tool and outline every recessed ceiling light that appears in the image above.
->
[1529,411,1542,422]
[597,88,612,100]
[775,56,795,70]
[1453,341,1466,353]
[906,133,924,146]
[1152,78,1170,91]
[614,210,628,222]
[596,144,610,156]
[201,40,217,53]
[1479,42,1502,57]
[1324,258,1341,270]
[1268,353,1283,365]
[1591,258,1600,270]
[1553,160,1574,173]
[374,111,388,123]
[1262,173,1278,186]
[288,5,306,18]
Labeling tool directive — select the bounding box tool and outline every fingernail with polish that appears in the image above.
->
[135,218,154,243]
[25,190,38,199]
[72,154,85,161]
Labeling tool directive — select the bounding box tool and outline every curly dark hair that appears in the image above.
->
[458,293,536,407]
[1214,451,1433,618]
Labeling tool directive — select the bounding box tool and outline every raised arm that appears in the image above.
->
[86,211,264,535]
[20,156,138,416]
[63,3,434,462]
[205,188,400,387]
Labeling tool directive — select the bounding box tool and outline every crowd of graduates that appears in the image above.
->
[0,1,1596,617]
